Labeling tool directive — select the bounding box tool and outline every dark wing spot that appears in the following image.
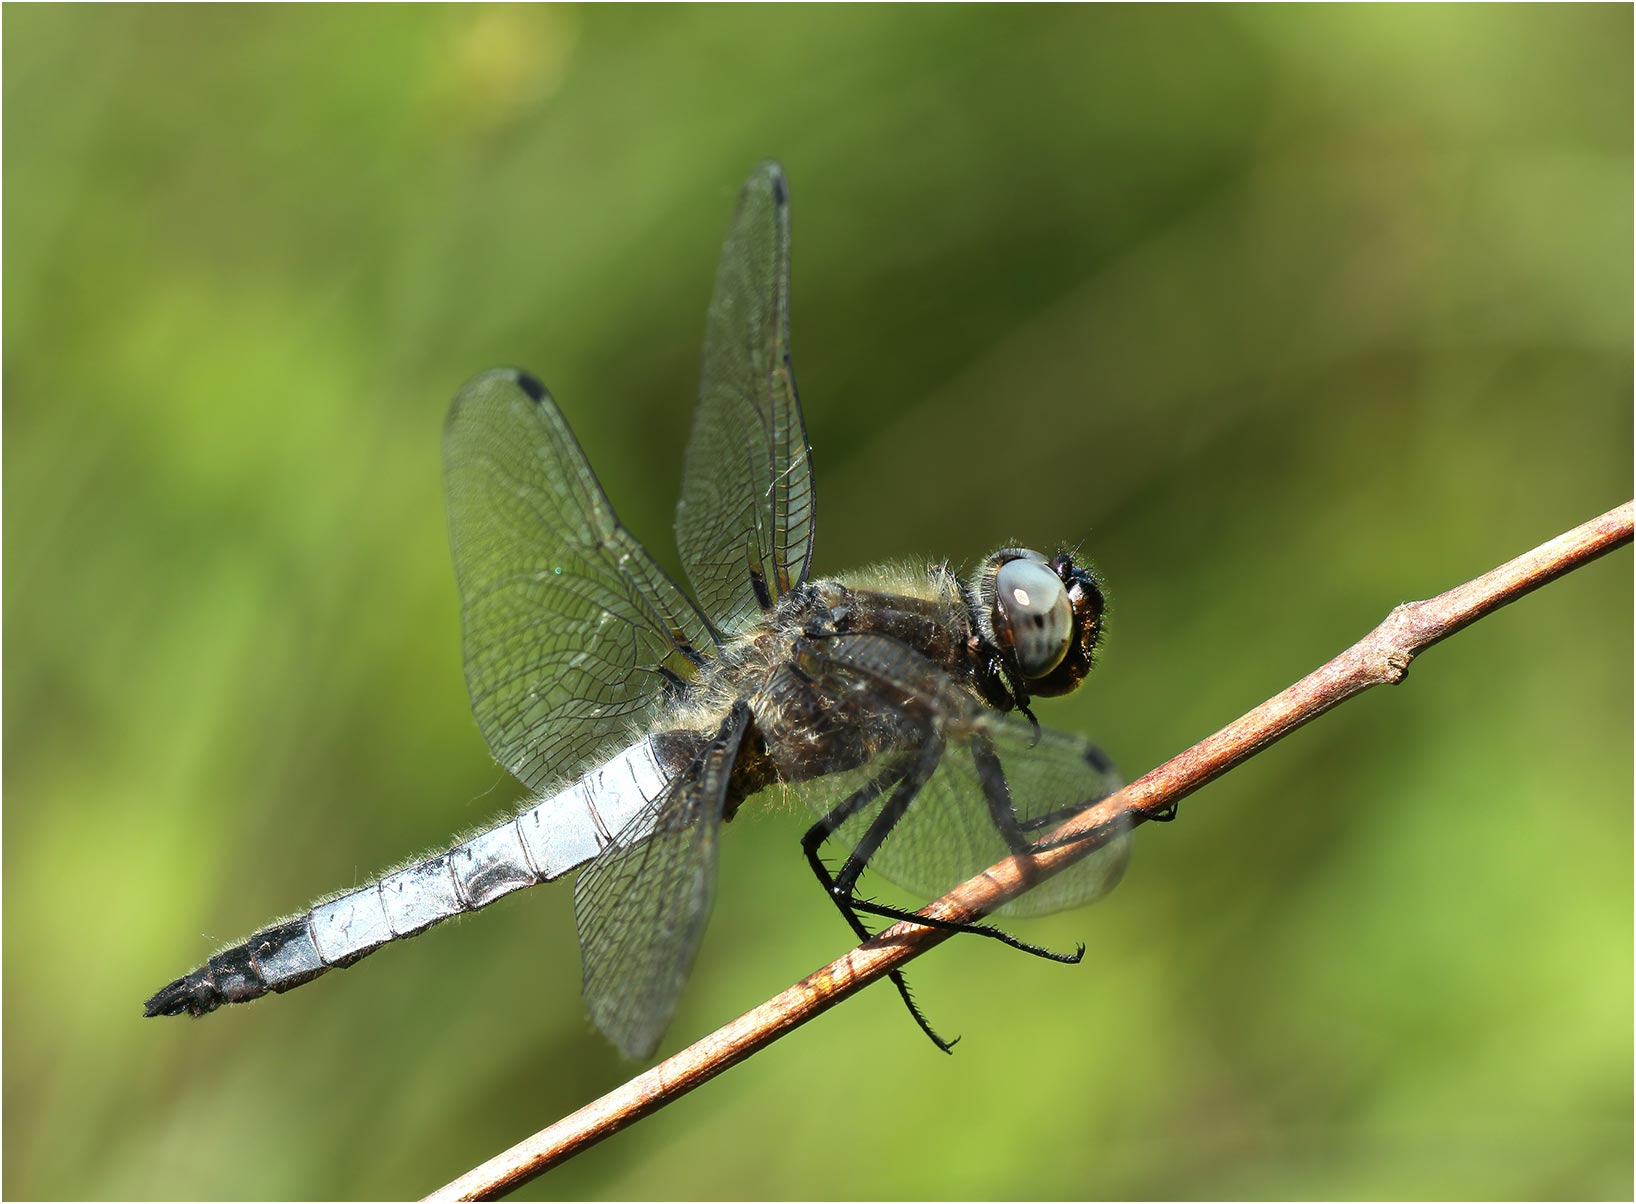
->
[769,168,788,205]
[749,568,773,610]
[1083,744,1118,776]
[512,371,547,402]
[657,665,690,702]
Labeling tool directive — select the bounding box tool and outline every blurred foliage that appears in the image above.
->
[4,5,1631,1200]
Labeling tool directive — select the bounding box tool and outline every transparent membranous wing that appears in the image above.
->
[792,634,1129,918]
[676,161,815,635]
[444,368,717,794]
[574,703,750,1061]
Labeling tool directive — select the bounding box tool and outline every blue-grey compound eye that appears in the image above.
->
[995,558,1072,678]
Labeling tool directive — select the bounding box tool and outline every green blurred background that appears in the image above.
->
[5,5,1631,1199]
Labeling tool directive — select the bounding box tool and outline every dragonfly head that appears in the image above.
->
[972,547,1105,700]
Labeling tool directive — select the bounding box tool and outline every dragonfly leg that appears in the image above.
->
[1014,798,1176,856]
[1016,801,1099,836]
[841,895,1085,965]
[978,734,1139,851]
[973,734,1080,857]
[801,756,959,1054]
[828,738,1085,965]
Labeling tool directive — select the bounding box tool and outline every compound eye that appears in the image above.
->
[995,558,1072,678]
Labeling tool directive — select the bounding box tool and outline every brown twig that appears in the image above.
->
[426,499,1633,1203]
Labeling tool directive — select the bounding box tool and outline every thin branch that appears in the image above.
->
[426,499,1633,1203]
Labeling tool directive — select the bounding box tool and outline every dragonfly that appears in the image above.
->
[144,162,1132,1060]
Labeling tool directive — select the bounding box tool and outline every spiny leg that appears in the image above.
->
[829,738,1084,964]
[801,758,959,1053]
[838,898,1085,963]
[924,734,1118,961]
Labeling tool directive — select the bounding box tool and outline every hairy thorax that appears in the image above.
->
[654,562,985,808]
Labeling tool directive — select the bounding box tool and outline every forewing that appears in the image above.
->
[794,634,1129,918]
[676,161,815,634]
[445,368,716,794]
[573,706,748,1060]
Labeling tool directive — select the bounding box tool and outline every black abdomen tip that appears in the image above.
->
[143,974,219,1018]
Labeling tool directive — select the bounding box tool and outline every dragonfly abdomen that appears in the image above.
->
[144,738,672,1019]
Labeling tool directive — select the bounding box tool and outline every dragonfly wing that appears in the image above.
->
[792,633,1129,918]
[573,703,750,1060]
[445,368,716,794]
[676,161,815,634]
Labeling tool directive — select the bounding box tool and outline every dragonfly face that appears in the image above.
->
[974,548,1107,700]
[145,162,1130,1062]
